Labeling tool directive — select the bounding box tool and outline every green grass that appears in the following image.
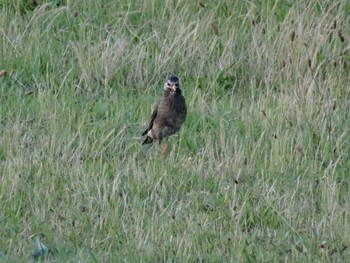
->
[1,0,350,262]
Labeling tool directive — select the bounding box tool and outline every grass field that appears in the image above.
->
[1,0,350,262]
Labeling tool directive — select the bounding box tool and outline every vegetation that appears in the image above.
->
[1,0,349,262]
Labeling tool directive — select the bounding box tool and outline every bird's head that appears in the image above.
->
[164,76,181,94]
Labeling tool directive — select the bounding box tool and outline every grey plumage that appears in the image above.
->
[142,76,187,145]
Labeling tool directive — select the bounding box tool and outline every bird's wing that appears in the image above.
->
[142,103,158,136]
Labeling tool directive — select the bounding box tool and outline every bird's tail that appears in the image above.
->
[142,136,154,145]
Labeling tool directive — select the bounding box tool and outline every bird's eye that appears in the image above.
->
[175,83,179,87]
[167,82,170,86]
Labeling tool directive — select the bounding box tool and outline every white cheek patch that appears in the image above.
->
[147,130,154,138]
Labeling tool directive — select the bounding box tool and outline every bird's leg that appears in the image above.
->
[162,143,169,156]
[159,138,169,156]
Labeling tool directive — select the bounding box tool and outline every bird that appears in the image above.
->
[142,76,187,148]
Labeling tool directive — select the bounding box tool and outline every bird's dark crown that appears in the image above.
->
[167,76,179,84]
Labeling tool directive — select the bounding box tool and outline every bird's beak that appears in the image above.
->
[171,85,176,91]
